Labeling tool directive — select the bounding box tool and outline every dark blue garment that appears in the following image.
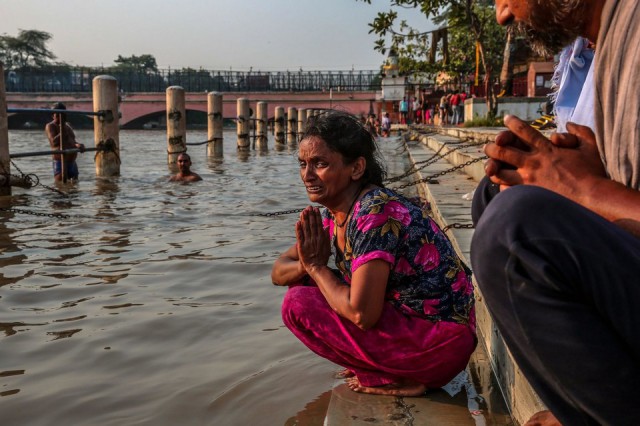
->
[471,177,640,425]
[52,160,79,179]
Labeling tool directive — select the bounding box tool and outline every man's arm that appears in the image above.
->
[45,122,58,149]
[66,124,85,152]
[485,115,640,235]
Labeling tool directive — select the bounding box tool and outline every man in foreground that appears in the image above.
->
[471,0,640,424]
[45,102,85,182]
[169,153,202,182]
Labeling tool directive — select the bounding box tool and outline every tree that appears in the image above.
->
[112,54,158,73]
[109,54,163,91]
[0,29,56,69]
[359,0,506,117]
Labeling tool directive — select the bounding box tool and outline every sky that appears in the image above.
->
[1,0,434,71]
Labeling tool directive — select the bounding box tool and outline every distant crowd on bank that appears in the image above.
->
[360,89,472,138]
[399,90,471,126]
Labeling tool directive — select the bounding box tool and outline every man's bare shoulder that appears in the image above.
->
[170,173,202,182]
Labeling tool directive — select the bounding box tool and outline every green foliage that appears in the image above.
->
[463,112,503,127]
[0,29,56,69]
[112,54,158,73]
[358,0,505,83]
[168,67,228,91]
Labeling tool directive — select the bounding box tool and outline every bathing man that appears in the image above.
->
[45,102,85,182]
[169,153,202,182]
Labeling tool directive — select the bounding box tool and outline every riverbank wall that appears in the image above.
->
[405,125,547,425]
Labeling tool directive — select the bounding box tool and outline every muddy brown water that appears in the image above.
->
[0,130,509,425]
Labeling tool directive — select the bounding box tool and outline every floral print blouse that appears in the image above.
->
[322,187,474,325]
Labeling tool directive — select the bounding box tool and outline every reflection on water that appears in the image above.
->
[1,129,343,425]
[0,130,507,425]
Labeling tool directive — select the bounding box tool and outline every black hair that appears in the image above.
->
[51,102,67,120]
[301,110,387,187]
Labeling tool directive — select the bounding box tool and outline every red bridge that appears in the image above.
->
[6,91,377,129]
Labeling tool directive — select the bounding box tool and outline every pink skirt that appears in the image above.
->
[282,286,476,388]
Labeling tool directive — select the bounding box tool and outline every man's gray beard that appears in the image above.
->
[513,0,588,56]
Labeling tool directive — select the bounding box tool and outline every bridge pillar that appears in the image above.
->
[207,92,223,157]
[0,64,10,196]
[166,86,186,165]
[256,102,268,151]
[93,75,120,177]
[274,107,285,146]
[297,108,307,143]
[287,107,297,146]
[237,98,250,151]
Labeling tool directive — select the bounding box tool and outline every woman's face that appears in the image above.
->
[298,136,356,209]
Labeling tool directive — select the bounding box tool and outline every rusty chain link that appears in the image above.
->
[10,160,69,197]
[390,156,488,192]
[385,139,483,184]
[0,206,77,220]
[256,208,306,217]
[442,222,475,232]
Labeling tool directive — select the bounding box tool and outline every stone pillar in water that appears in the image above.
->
[274,107,285,146]
[166,86,186,165]
[237,98,250,151]
[256,101,268,151]
[297,108,307,143]
[207,92,223,157]
[287,107,297,146]
[0,64,9,195]
[93,75,120,177]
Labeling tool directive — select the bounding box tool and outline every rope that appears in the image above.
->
[96,138,121,165]
[185,138,218,146]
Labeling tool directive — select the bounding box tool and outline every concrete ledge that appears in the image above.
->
[405,127,546,425]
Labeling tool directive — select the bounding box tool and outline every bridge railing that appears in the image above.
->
[4,67,382,93]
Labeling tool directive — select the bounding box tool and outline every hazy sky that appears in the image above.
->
[1,0,433,71]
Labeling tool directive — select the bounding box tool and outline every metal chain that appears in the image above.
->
[442,222,475,232]
[0,206,76,219]
[257,148,487,217]
[11,160,69,197]
[390,156,488,192]
[385,140,483,184]
[256,208,305,217]
[257,157,486,217]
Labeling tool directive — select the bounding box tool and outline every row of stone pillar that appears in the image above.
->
[166,85,325,164]
[0,71,326,196]
[0,69,121,196]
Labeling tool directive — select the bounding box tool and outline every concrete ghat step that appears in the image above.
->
[405,126,547,425]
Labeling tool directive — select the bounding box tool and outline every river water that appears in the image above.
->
[0,129,416,425]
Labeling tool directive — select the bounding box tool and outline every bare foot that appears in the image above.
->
[345,376,427,396]
[334,369,355,379]
[524,410,562,426]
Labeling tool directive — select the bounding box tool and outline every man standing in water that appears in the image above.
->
[471,0,640,425]
[169,153,202,182]
[45,102,85,182]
